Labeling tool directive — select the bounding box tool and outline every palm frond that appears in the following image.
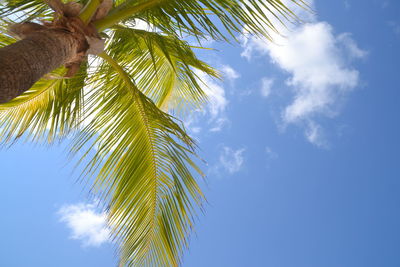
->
[0,19,16,46]
[0,64,87,143]
[105,25,218,114]
[0,1,307,266]
[97,0,308,41]
[72,53,204,266]
[0,0,53,22]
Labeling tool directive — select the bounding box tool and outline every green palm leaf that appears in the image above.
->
[106,25,218,114]
[0,64,87,143]
[0,19,15,46]
[0,0,306,265]
[0,22,88,143]
[73,53,203,266]
[0,0,52,21]
[96,0,308,40]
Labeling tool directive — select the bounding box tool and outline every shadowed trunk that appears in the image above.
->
[0,30,80,103]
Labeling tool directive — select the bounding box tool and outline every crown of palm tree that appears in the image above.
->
[0,0,307,266]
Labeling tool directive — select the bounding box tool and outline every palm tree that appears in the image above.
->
[0,0,306,266]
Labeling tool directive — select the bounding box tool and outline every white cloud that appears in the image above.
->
[221,65,240,82]
[305,121,328,148]
[265,146,278,160]
[278,23,361,123]
[388,21,400,37]
[240,0,316,61]
[191,126,202,134]
[260,77,274,98]
[219,146,246,174]
[241,1,366,146]
[196,70,228,120]
[265,146,278,168]
[337,33,368,59]
[197,64,239,132]
[344,0,350,10]
[58,202,111,247]
[183,70,229,134]
[209,117,230,132]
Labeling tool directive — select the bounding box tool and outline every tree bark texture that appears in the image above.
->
[0,30,79,103]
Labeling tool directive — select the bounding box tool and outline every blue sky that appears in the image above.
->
[1,0,400,266]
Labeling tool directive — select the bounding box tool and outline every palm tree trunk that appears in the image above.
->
[0,30,80,103]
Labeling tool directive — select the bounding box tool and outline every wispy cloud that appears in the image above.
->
[388,21,400,37]
[221,65,240,82]
[305,121,328,148]
[184,69,230,134]
[265,146,278,160]
[265,146,278,168]
[196,70,228,120]
[337,33,368,59]
[260,77,274,98]
[219,146,246,174]
[58,202,110,247]
[209,117,230,132]
[343,0,350,10]
[241,0,366,147]
[382,1,390,9]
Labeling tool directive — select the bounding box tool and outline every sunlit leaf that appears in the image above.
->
[72,53,204,266]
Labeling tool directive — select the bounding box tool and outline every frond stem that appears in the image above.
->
[94,0,163,31]
[97,52,134,91]
[79,0,102,24]
[98,52,159,257]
